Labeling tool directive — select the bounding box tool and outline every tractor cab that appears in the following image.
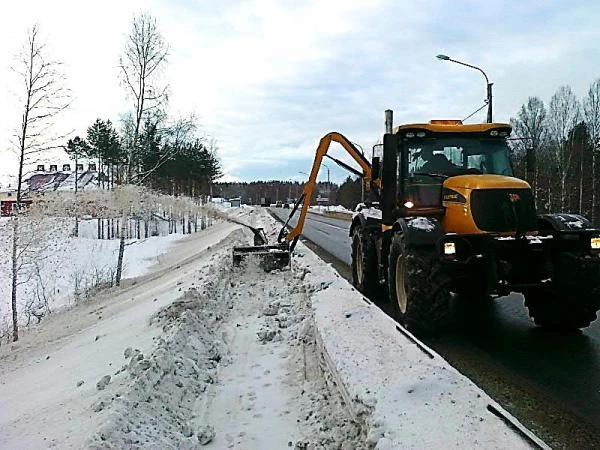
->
[396,120,514,211]
[388,120,537,234]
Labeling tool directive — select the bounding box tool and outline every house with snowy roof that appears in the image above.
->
[24,163,100,193]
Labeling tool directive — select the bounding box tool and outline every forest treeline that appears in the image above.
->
[510,81,600,223]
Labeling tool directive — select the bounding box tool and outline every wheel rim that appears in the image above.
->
[395,254,408,314]
[356,238,364,283]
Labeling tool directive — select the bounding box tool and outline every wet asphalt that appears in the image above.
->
[270,207,600,446]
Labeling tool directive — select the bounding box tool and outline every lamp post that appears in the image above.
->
[287,178,294,201]
[436,54,493,123]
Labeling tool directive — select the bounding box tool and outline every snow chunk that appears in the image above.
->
[407,217,436,232]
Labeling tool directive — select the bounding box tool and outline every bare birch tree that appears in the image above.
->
[584,79,600,223]
[9,25,70,341]
[510,97,548,205]
[116,12,169,285]
[547,85,580,211]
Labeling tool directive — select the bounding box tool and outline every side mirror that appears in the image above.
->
[526,147,535,173]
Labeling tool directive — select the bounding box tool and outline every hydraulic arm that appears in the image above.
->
[278,132,375,250]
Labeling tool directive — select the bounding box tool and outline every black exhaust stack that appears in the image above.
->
[382,110,398,224]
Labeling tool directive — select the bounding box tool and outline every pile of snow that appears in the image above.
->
[309,205,353,215]
[354,204,382,220]
[298,247,547,449]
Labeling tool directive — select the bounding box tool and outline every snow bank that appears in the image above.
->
[309,205,353,215]
[295,247,549,449]
[88,252,236,449]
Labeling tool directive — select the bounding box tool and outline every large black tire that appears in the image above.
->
[524,288,599,330]
[388,232,451,336]
[351,227,379,297]
[524,254,600,330]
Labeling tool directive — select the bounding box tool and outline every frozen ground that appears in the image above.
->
[0,207,549,449]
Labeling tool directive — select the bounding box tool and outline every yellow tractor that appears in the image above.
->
[268,109,600,335]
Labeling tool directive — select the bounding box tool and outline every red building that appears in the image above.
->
[0,191,31,217]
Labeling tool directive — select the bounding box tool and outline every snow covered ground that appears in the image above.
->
[0,217,209,336]
[0,207,549,449]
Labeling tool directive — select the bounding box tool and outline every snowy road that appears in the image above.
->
[272,207,352,265]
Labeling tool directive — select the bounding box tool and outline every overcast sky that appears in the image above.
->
[2,0,600,185]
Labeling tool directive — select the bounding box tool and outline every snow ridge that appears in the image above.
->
[88,248,235,449]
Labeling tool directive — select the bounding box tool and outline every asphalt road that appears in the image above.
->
[272,207,352,265]
[270,206,600,448]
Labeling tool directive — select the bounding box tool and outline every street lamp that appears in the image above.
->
[286,178,295,201]
[436,54,493,123]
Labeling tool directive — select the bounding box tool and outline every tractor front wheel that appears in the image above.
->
[351,227,378,298]
[387,232,451,336]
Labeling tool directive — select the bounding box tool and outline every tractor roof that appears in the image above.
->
[394,120,512,135]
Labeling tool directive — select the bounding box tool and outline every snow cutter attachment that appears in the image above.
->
[232,220,290,271]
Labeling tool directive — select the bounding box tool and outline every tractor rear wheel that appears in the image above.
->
[388,232,451,336]
[351,227,378,298]
[524,253,600,330]
[524,287,599,330]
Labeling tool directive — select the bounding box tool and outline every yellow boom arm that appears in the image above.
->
[278,132,374,248]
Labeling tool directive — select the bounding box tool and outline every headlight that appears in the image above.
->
[591,237,600,250]
[444,242,456,255]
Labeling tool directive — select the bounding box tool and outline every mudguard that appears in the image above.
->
[538,213,594,232]
[350,208,383,237]
[393,216,443,247]
[349,213,367,237]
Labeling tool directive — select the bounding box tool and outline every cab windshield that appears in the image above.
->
[406,137,513,177]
